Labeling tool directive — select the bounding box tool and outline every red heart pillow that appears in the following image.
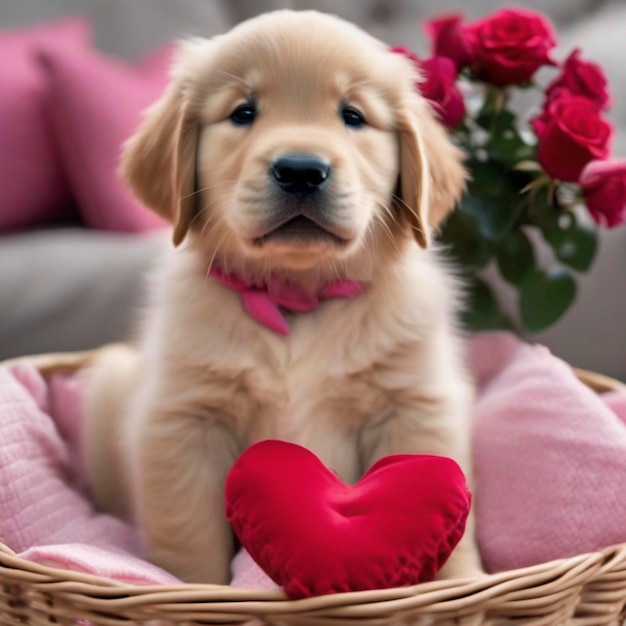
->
[225,440,471,598]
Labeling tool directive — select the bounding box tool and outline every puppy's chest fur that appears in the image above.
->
[144,250,438,481]
[183,342,394,481]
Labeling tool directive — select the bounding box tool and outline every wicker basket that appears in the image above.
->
[1,351,626,626]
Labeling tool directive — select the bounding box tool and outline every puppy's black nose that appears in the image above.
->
[271,155,331,194]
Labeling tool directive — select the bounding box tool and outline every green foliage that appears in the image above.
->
[541,212,598,272]
[462,278,514,331]
[519,270,577,332]
[436,85,599,334]
[496,230,535,285]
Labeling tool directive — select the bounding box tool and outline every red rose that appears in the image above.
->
[391,45,420,67]
[392,48,465,128]
[545,48,611,111]
[418,56,466,128]
[532,93,613,182]
[425,14,472,72]
[465,8,557,86]
[580,159,626,228]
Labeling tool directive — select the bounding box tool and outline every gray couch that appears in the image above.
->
[1,0,625,378]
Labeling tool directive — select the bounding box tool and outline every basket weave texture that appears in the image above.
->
[1,351,626,625]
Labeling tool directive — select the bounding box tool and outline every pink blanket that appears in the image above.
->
[1,332,626,589]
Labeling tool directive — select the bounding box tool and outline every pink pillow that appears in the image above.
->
[0,364,177,585]
[472,333,626,572]
[0,17,90,231]
[39,43,172,232]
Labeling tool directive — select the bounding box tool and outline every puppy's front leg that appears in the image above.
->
[128,410,240,584]
[359,386,483,579]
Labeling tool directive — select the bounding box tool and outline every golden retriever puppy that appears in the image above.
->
[84,10,482,585]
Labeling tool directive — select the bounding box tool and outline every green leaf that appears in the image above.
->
[496,230,536,285]
[486,127,535,168]
[476,101,514,133]
[519,269,577,332]
[542,213,598,272]
[461,177,524,242]
[459,193,521,243]
[461,277,514,331]
[467,158,511,197]
[437,209,494,269]
[524,185,557,229]
[475,98,536,166]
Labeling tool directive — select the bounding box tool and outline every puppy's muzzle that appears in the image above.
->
[271,155,331,195]
[253,154,348,248]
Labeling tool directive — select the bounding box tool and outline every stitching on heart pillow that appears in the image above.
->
[225,440,471,599]
[38,41,173,232]
[0,17,90,232]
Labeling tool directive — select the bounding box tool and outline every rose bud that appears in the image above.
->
[580,159,626,228]
[545,48,611,111]
[425,14,472,72]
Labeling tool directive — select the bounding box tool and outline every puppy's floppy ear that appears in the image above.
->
[120,43,204,246]
[397,95,466,248]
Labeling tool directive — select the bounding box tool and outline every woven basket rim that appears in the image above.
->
[2,540,626,622]
[2,348,626,624]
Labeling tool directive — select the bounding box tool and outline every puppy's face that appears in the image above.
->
[196,29,399,270]
[122,11,465,276]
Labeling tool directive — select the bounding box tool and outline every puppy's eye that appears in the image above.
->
[230,103,257,126]
[341,106,367,128]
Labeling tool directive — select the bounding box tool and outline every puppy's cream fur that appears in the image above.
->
[85,10,481,584]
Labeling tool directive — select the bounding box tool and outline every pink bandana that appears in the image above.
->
[209,266,364,336]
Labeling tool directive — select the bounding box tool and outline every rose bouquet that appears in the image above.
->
[395,7,626,332]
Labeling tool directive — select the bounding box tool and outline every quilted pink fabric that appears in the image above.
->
[1,333,625,587]
[0,364,176,585]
